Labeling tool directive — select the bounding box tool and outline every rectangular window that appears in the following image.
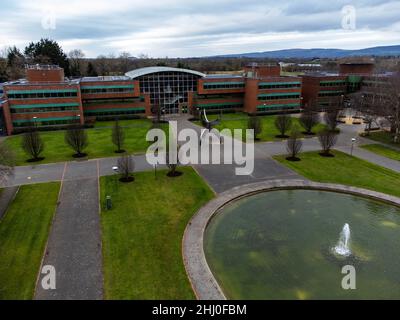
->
[258,93,301,101]
[203,82,245,90]
[258,82,301,90]
[7,89,78,100]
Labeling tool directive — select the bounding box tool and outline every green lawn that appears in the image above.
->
[5,119,167,166]
[195,113,327,142]
[361,144,400,161]
[0,182,60,299]
[364,131,400,147]
[274,150,400,198]
[100,167,214,300]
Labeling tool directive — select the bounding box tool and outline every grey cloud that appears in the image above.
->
[1,0,399,57]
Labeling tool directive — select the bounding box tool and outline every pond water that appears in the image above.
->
[204,190,400,299]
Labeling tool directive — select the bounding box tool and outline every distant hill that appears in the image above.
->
[213,45,400,59]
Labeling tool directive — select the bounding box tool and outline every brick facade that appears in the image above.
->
[0,62,383,135]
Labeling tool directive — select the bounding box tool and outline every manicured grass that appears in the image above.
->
[195,113,327,142]
[364,131,400,147]
[0,182,60,299]
[274,150,400,198]
[100,167,214,300]
[361,144,400,161]
[5,119,167,166]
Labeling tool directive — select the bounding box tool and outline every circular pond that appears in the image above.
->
[204,189,400,299]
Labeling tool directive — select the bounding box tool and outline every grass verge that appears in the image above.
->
[363,131,400,147]
[0,182,60,299]
[195,113,327,142]
[361,144,400,161]
[100,167,214,299]
[274,150,400,198]
[5,119,168,166]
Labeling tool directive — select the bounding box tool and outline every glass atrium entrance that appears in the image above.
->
[136,71,201,114]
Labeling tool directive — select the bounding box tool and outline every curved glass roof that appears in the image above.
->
[125,66,205,79]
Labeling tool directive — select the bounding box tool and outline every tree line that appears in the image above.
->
[3,38,399,83]
[247,107,340,161]
[21,120,182,181]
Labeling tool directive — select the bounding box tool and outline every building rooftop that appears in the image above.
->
[245,63,280,68]
[302,72,340,77]
[25,64,62,70]
[204,74,243,79]
[80,76,131,82]
[125,66,205,79]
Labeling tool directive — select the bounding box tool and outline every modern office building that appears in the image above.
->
[300,61,375,109]
[0,61,383,135]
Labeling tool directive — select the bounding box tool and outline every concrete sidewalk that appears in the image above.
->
[1,121,399,190]
[0,154,160,188]
[337,145,400,173]
[35,161,103,300]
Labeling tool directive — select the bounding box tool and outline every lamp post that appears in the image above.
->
[32,116,38,130]
[351,138,356,156]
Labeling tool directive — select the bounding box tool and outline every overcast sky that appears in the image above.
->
[0,0,399,58]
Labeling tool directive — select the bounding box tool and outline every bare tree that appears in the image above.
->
[166,150,182,177]
[68,49,85,77]
[0,143,15,184]
[318,129,338,157]
[275,115,293,138]
[95,55,111,76]
[354,75,400,142]
[152,100,164,123]
[112,119,125,153]
[22,123,44,162]
[117,153,135,182]
[247,116,262,140]
[324,109,340,132]
[350,92,377,136]
[118,52,132,73]
[375,75,400,143]
[286,130,303,161]
[299,109,320,135]
[65,125,88,157]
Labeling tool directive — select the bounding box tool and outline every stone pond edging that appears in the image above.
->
[182,179,400,300]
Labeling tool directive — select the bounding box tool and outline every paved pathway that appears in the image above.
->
[1,120,399,191]
[177,116,301,193]
[35,161,103,300]
[0,154,159,188]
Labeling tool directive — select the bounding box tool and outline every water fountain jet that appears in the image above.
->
[333,223,351,257]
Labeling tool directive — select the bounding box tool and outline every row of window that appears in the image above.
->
[197,94,243,100]
[197,103,243,111]
[318,91,344,97]
[83,98,145,106]
[13,119,79,128]
[258,94,301,101]
[319,81,346,87]
[84,109,145,117]
[203,83,245,90]
[81,88,134,94]
[258,83,301,89]
[362,81,387,87]
[8,91,78,99]
[257,105,300,111]
[11,106,79,114]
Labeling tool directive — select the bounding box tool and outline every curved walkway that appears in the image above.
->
[182,179,400,300]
